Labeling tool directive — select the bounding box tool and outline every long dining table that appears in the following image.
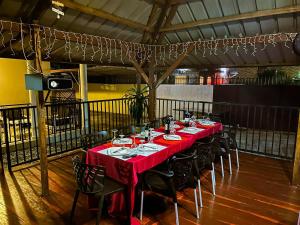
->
[86,120,222,225]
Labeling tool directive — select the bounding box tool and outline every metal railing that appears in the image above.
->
[156,98,299,159]
[166,76,299,86]
[0,98,148,170]
[0,97,298,170]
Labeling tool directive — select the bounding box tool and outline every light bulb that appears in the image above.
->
[50,81,58,88]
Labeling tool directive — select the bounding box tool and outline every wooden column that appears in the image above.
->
[148,65,156,122]
[136,73,141,92]
[27,60,38,137]
[292,111,300,185]
[34,26,49,196]
[80,64,89,133]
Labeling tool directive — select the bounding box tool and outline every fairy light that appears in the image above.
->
[0,20,5,48]
[0,19,297,65]
[9,21,15,56]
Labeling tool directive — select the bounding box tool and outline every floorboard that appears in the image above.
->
[0,152,299,225]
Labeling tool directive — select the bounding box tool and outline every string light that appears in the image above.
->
[0,20,5,48]
[0,19,297,65]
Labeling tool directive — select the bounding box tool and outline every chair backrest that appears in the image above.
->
[72,155,105,194]
[168,153,196,190]
[196,138,219,169]
[81,131,108,151]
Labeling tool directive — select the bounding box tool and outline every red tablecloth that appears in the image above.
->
[86,122,222,225]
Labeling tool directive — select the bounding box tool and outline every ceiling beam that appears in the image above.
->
[144,0,202,6]
[59,0,151,32]
[161,5,300,32]
[156,4,178,44]
[141,3,160,43]
[155,44,195,87]
[151,3,170,44]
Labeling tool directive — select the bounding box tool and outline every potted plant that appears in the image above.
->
[124,85,149,126]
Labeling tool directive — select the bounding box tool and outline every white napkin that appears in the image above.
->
[138,143,167,156]
[112,138,132,145]
[178,127,204,134]
[136,131,164,138]
[198,119,216,125]
[150,131,164,138]
[99,147,135,160]
[163,134,182,141]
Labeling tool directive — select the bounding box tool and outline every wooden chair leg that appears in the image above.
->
[70,190,80,225]
[96,195,105,225]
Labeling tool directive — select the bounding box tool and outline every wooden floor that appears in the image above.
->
[0,152,300,225]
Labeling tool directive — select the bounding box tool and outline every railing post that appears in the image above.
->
[2,110,12,171]
[292,110,300,185]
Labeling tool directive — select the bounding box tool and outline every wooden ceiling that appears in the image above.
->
[0,0,299,68]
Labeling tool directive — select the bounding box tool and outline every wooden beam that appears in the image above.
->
[50,68,79,73]
[141,3,160,43]
[130,59,149,85]
[156,4,178,44]
[144,0,202,6]
[59,0,151,32]
[34,26,49,196]
[293,111,300,185]
[161,5,300,32]
[155,44,194,87]
[151,3,170,44]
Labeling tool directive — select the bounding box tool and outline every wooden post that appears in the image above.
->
[80,64,89,133]
[34,26,49,196]
[292,110,300,185]
[148,65,156,122]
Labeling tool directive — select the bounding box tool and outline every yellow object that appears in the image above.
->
[0,58,50,106]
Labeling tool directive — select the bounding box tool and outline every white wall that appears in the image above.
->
[157,84,213,102]
[156,85,214,119]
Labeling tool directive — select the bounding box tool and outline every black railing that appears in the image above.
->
[156,98,299,160]
[166,76,299,86]
[0,98,148,170]
[0,97,298,170]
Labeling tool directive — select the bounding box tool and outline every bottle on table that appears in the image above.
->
[144,124,149,142]
[184,111,190,127]
[164,116,170,134]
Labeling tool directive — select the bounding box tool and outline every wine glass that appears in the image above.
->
[111,129,118,147]
[138,139,145,154]
[119,134,125,148]
[149,128,154,143]
[131,134,138,149]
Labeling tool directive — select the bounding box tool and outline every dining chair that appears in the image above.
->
[213,133,232,177]
[195,138,218,196]
[70,155,127,225]
[217,125,239,169]
[175,146,204,208]
[139,153,200,225]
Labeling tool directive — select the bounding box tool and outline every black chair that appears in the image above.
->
[217,125,239,172]
[139,153,200,225]
[194,138,219,196]
[70,155,127,225]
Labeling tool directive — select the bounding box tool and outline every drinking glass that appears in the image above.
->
[131,134,138,149]
[119,134,125,147]
[149,128,154,143]
[138,139,145,154]
[111,129,118,147]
